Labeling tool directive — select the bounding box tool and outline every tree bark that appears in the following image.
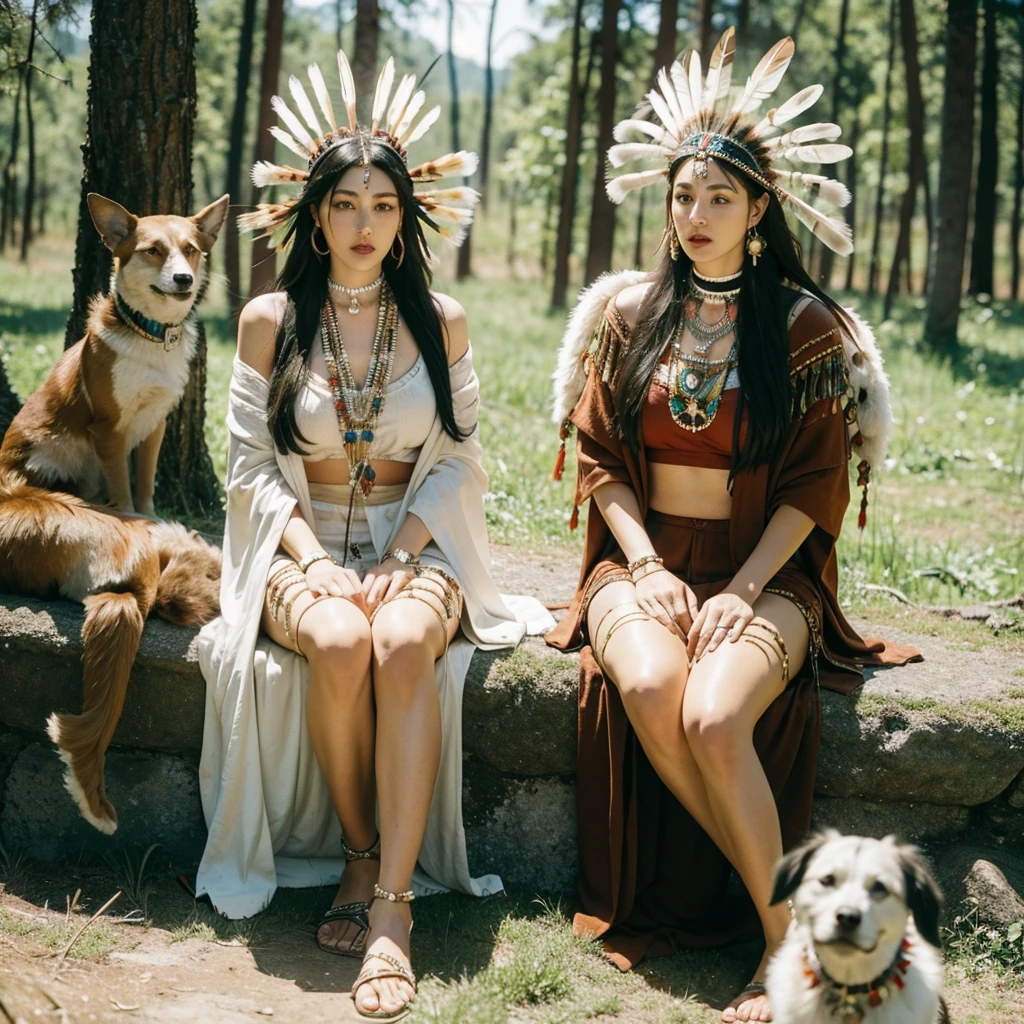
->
[224,0,258,314]
[737,0,751,51]
[1,70,24,253]
[584,0,621,286]
[249,0,284,297]
[884,0,928,317]
[817,0,850,289]
[924,0,978,354]
[447,0,471,279]
[968,0,998,297]
[65,0,219,518]
[698,0,714,65]
[1011,15,1024,301]
[653,0,676,71]
[353,0,379,117]
[550,0,586,308]
[842,85,863,292]
[19,0,39,264]
[868,0,897,299]
[479,0,499,209]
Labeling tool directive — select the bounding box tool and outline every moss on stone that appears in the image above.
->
[487,643,577,696]
[851,692,1024,739]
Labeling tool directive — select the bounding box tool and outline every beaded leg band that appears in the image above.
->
[373,883,415,903]
[741,621,790,684]
[372,565,463,648]
[267,557,333,656]
[593,600,651,665]
[342,831,381,862]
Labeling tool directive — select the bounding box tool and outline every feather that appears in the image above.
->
[416,186,480,210]
[687,49,703,118]
[237,200,296,236]
[646,89,680,139]
[657,68,687,139]
[764,122,842,150]
[669,60,696,123]
[268,126,311,161]
[371,56,395,132]
[271,96,316,153]
[777,142,852,164]
[251,161,308,188]
[702,27,735,111]
[289,76,323,136]
[732,37,795,116]
[409,150,479,181]
[606,167,668,204]
[607,142,673,168]
[774,170,851,208]
[781,190,853,255]
[613,118,671,145]
[754,83,823,135]
[337,50,357,129]
[394,90,426,140]
[403,105,441,146]
[308,64,337,130]
[386,74,416,134]
[419,202,477,245]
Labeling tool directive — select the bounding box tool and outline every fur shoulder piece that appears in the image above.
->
[551,269,649,425]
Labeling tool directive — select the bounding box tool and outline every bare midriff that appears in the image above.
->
[647,463,733,520]
[304,457,414,486]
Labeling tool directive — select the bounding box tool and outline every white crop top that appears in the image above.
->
[295,342,436,463]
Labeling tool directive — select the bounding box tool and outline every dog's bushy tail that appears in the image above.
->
[150,523,221,627]
[46,591,146,834]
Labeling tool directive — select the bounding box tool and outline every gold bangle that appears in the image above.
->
[382,547,419,566]
[627,554,664,580]
[297,549,335,573]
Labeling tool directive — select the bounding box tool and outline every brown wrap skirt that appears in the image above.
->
[572,511,822,971]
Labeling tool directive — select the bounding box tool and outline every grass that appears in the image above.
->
[943,901,1024,983]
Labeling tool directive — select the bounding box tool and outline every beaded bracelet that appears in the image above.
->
[627,554,664,581]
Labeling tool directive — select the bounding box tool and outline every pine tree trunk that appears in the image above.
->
[1,72,24,254]
[968,0,998,297]
[924,0,978,354]
[698,0,714,65]
[479,0,499,210]
[0,357,21,442]
[842,90,862,292]
[868,0,896,300]
[550,0,585,308]
[584,0,621,286]
[737,0,751,50]
[65,0,219,518]
[353,0,379,116]
[249,0,284,297]
[817,0,850,289]
[653,0,676,70]
[19,0,39,263]
[224,0,258,314]
[1010,16,1024,301]
[447,0,471,280]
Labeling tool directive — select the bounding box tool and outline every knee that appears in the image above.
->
[371,608,436,672]
[302,605,372,679]
[682,699,748,775]
[617,661,683,737]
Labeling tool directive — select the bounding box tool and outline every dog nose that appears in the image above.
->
[835,908,862,931]
[173,273,193,287]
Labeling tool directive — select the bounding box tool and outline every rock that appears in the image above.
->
[1,743,205,866]
[463,757,576,893]
[1008,770,1024,810]
[463,637,577,776]
[980,800,1024,849]
[0,730,24,784]
[811,796,969,842]
[935,844,1024,928]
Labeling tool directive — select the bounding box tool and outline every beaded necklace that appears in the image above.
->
[803,938,914,1022]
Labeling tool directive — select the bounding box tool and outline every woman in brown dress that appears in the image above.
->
[547,30,919,1023]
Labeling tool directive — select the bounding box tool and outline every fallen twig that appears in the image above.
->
[64,888,81,929]
[51,890,121,975]
[857,582,915,605]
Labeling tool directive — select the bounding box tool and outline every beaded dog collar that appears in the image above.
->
[803,937,913,1021]
[113,292,189,351]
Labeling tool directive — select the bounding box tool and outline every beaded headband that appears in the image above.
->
[239,50,479,248]
[607,28,855,255]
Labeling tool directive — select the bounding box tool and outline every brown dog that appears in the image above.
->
[0,468,221,833]
[0,192,229,515]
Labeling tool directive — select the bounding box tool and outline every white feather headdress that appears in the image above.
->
[240,51,479,248]
[607,28,854,256]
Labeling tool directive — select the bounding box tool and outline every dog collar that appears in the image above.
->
[803,937,912,1021]
[114,292,191,351]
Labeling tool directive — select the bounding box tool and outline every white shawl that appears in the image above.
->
[196,351,548,919]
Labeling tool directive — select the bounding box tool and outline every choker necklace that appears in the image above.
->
[692,267,742,285]
[114,292,189,351]
[691,268,742,303]
[328,273,383,315]
[683,277,739,353]
[803,938,913,1021]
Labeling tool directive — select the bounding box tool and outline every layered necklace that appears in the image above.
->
[668,269,741,432]
[328,273,383,315]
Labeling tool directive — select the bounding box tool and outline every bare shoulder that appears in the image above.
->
[237,291,287,380]
[432,290,469,366]
[608,282,653,331]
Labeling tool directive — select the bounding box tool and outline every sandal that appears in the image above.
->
[316,831,379,959]
[722,981,769,1022]
[351,884,416,1021]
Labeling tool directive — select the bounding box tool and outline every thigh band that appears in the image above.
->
[372,564,464,651]
[741,621,790,684]
[267,557,331,656]
[593,600,651,665]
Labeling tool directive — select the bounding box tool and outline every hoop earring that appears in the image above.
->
[746,226,766,266]
[311,224,330,257]
[669,223,680,262]
[391,231,405,269]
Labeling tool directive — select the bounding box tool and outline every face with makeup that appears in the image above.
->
[312,164,402,279]
[670,157,770,274]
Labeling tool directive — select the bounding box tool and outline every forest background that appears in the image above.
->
[0,0,1021,630]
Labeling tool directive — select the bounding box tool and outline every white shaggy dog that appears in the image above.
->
[766,831,949,1024]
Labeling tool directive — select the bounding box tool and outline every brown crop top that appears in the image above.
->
[642,365,747,470]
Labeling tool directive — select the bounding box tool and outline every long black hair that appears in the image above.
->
[615,153,853,479]
[265,134,469,455]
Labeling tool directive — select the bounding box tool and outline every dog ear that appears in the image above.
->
[88,194,137,253]
[191,194,231,249]
[898,844,943,948]
[770,831,833,905]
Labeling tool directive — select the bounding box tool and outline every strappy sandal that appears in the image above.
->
[316,831,379,958]
[351,884,416,1021]
[723,981,769,1022]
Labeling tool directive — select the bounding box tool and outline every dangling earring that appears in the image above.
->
[746,226,766,266]
[669,223,680,262]
[311,223,330,257]
[391,218,405,268]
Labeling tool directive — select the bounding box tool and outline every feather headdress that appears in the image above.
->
[607,28,854,256]
[240,51,479,247]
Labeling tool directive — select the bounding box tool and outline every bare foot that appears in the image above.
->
[317,858,378,953]
[721,948,774,1023]
[353,900,415,1018]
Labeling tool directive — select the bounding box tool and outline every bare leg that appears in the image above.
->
[681,594,809,1023]
[262,591,376,953]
